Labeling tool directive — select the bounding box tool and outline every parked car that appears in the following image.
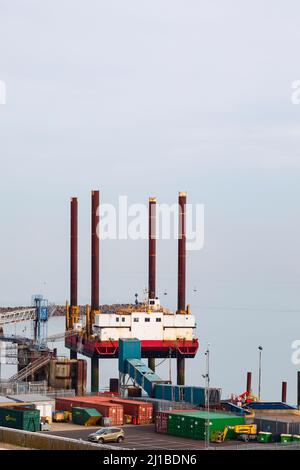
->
[88,427,125,444]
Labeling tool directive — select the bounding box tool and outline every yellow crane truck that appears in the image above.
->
[211,424,257,443]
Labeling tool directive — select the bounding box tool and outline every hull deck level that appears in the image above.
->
[65,337,199,359]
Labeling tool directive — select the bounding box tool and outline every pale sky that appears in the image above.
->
[1,1,300,402]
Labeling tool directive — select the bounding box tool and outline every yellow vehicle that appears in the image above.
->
[211,426,229,443]
[211,424,257,443]
[234,424,257,441]
[88,427,125,444]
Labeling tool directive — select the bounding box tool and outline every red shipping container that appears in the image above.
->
[110,398,153,424]
[55,397,124,426]
[56,397,86,412]
[55,396,112,412]
[77,395,111,403]
[155,411,169,434]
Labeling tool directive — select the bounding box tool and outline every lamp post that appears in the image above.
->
[168,347,172,383]
[204,343,210,449]
[258,345,263,400]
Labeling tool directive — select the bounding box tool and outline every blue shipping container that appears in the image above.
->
[185,387,206,405]
[118,338,141,373]
[154,384,175,401]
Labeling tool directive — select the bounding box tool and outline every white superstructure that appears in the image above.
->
[92,298,196,342]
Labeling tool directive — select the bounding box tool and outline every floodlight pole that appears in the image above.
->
[258,345,263,400]
[205,343,210,449]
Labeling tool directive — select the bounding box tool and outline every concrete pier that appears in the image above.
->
[177,357,185,386]
[148,358,155,372]
[91,357,99,393]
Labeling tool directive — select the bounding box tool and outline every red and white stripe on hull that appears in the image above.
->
[65,336,199,359]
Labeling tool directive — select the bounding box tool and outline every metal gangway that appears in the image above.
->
[0,329,77,347]
[44,329,78,343]
[0,334,34,346]
[0,308,36,326]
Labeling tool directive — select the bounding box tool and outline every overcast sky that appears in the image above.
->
[1,1,300,401]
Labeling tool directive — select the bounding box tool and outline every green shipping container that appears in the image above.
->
[72,407,102,426]
[0,407,40,432]
[281,434,293,444]
[258,432,272,443]
[167,411,245,440]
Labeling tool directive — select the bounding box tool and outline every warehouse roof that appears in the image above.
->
[6,394,54,403]
[0,396,16,403]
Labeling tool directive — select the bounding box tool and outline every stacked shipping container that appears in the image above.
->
[154,384,221,406]
[155,410,245,440]
[55,396,154,425]
[55,397,123,426]
[110,398,153,424]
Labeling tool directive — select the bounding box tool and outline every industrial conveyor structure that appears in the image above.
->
[118,338,169,397]
[118,338,221,407]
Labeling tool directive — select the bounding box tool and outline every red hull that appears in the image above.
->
[65,336,199,359]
